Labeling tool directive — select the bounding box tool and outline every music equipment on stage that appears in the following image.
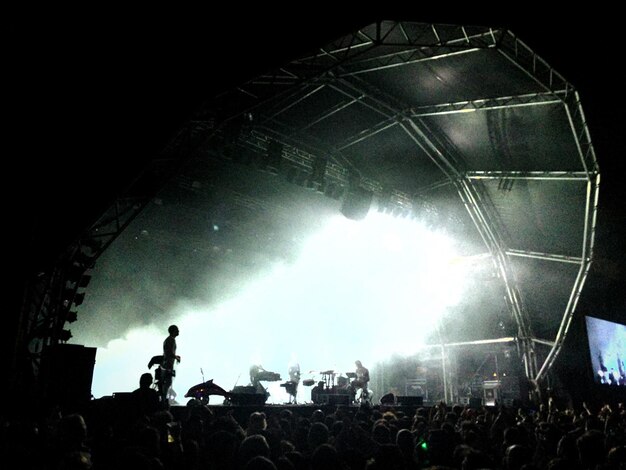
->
[311,381,352,404]
[280,381,298,396]
[281,381,300,403]
[229,392,267,406]
[256,371,282,382]
[320,370,337,388]
[302,379,315,386]
[396,395,423,407]
[345,372,357,379]
[228,385,267,406]
[184,379,231,403]
[147,355,164,369]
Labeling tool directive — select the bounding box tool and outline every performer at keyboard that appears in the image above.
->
[289,362,301,383]
[311,380,326,404]
[249,364,265,393]
[351,360,370,403]
[286,361,301,404]
[249,364,281,400]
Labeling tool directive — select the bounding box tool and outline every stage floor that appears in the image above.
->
[167,401,430,425]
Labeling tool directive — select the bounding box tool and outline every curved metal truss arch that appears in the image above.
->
[17,20,599,399]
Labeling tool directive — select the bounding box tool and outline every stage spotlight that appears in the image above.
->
[310,156,328,185]
[67,267,91,289]
[265,139,283,172]
[78,275,91,288]
[73,292,86,306]
[81,237,102,253]
[74,250,96,269]
[67,264,84,282]
[59,329,73,342]
[285,165,298,183]
[222,113,252,147]
[324,182,344,200]
[341,176,372,221]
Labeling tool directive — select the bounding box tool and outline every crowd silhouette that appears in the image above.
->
[1,380,625,469]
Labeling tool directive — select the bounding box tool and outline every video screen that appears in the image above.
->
[585,316,626,387]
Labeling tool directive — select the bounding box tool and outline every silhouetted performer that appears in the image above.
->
[311,381,325,404]
[249,364,264,391]
[352,360,370,402]
[287,362,301,404]
[158,324,181,405]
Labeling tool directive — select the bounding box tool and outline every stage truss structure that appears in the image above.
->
[15,20,599,401]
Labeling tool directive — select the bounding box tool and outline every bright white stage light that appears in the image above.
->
[81,210,471,404]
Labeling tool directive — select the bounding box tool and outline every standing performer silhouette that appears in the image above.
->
[158,324,181,406]
[351,360,370,403]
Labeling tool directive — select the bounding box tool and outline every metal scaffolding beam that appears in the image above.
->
[535,173,600,382]
[495,31,600,383]
[339,48,483,77]
[326,73,539,383]
[410,91,565,117]
[15,20,600,404]
[335,117,399,151]
[506,249,583,265]
[497,30,573,94]
[293,94,364,134]
[467,171,589,181]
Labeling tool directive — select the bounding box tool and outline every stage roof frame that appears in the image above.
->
[19,20,600,393]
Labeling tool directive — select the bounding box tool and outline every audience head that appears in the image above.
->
[139,372,153,389]
[239,434,271,467]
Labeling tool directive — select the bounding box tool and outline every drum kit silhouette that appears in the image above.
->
[306,369,371,405]
[183,368,370,405]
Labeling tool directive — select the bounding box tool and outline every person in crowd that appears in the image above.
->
[131,371,163,416]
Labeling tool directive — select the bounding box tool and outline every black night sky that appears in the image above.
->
[13,13,625,274]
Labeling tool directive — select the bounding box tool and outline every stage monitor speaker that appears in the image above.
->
[396,396,423,407]
[341,186,373,220]
[41,344,97,413]
[229,393,267,406]
[111,392,135,415]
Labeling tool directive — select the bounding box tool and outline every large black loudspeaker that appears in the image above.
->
[229,393,267,406]
[396,395,423,407]
[341,186,373,220]
[42,344,97,412]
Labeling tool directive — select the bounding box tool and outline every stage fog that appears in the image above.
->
[70,160,489,404]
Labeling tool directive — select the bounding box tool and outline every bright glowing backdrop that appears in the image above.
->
[74,211,471,404]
